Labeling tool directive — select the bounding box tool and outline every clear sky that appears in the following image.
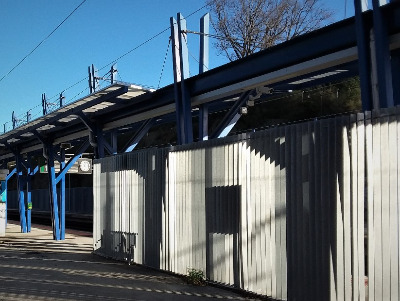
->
[0,0,357,131]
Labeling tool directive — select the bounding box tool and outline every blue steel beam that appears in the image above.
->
[123,118,155,152]
[210,90,252,139]
[101,134,114,156]
[4,3,400,160]
[76,111,114,157]
[76,111,97,133]
[55,139,90,184]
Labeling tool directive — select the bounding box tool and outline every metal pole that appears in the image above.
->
[46,145,61,240]
[371,0,394,108]
[177,13,193,144]
[199,13,210,141]
[354,0,373,111]
[16,154,27,233]
[60,148,66,240]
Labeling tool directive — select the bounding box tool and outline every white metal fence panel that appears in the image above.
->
[93,108,400,300]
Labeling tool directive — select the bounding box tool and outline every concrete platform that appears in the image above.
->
[0,222,257,301]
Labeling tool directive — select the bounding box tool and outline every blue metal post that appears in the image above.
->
[59,148,66,240]
[354,0,373,111]
[392,49,400,105]
[171,14,193,145]
[16,155,27,233]
[96,130,105,159]
[26,159,31,233]
[26,159,38,233]
[199,13,210,141]
[199,13,209,74]
[5,168,16,226]
[0,180,6,224]
[177,13,193,144]
[171,17,184,144]
[47,145,61,240]
[371,0,394,108]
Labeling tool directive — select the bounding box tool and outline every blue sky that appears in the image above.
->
[0,0,356,131]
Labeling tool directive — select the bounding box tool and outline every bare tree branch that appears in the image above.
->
[207,0,334,61]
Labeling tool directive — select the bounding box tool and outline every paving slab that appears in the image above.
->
[0,222,258,301]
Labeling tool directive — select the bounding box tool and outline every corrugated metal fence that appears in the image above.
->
[93,108,400,300]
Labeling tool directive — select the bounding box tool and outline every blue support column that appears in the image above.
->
[26,162,38,233]
[96,129,105,159]
[171,13,193,144]
[26,163,32,233]
[46,145,60,240]
[392,49,400,105]
[354,0,373,111]
[171,17,184,144]
[371,0,394,108]
[16,155,27,233]
[199,13,209,74]
[177,13,193,144]
[34,134,89,240]
[59,148,66,240]
[199,13,210,141]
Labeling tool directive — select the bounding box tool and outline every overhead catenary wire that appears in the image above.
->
[0,0,87,85]
[157,38,171,89]
[4,4,210,127]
